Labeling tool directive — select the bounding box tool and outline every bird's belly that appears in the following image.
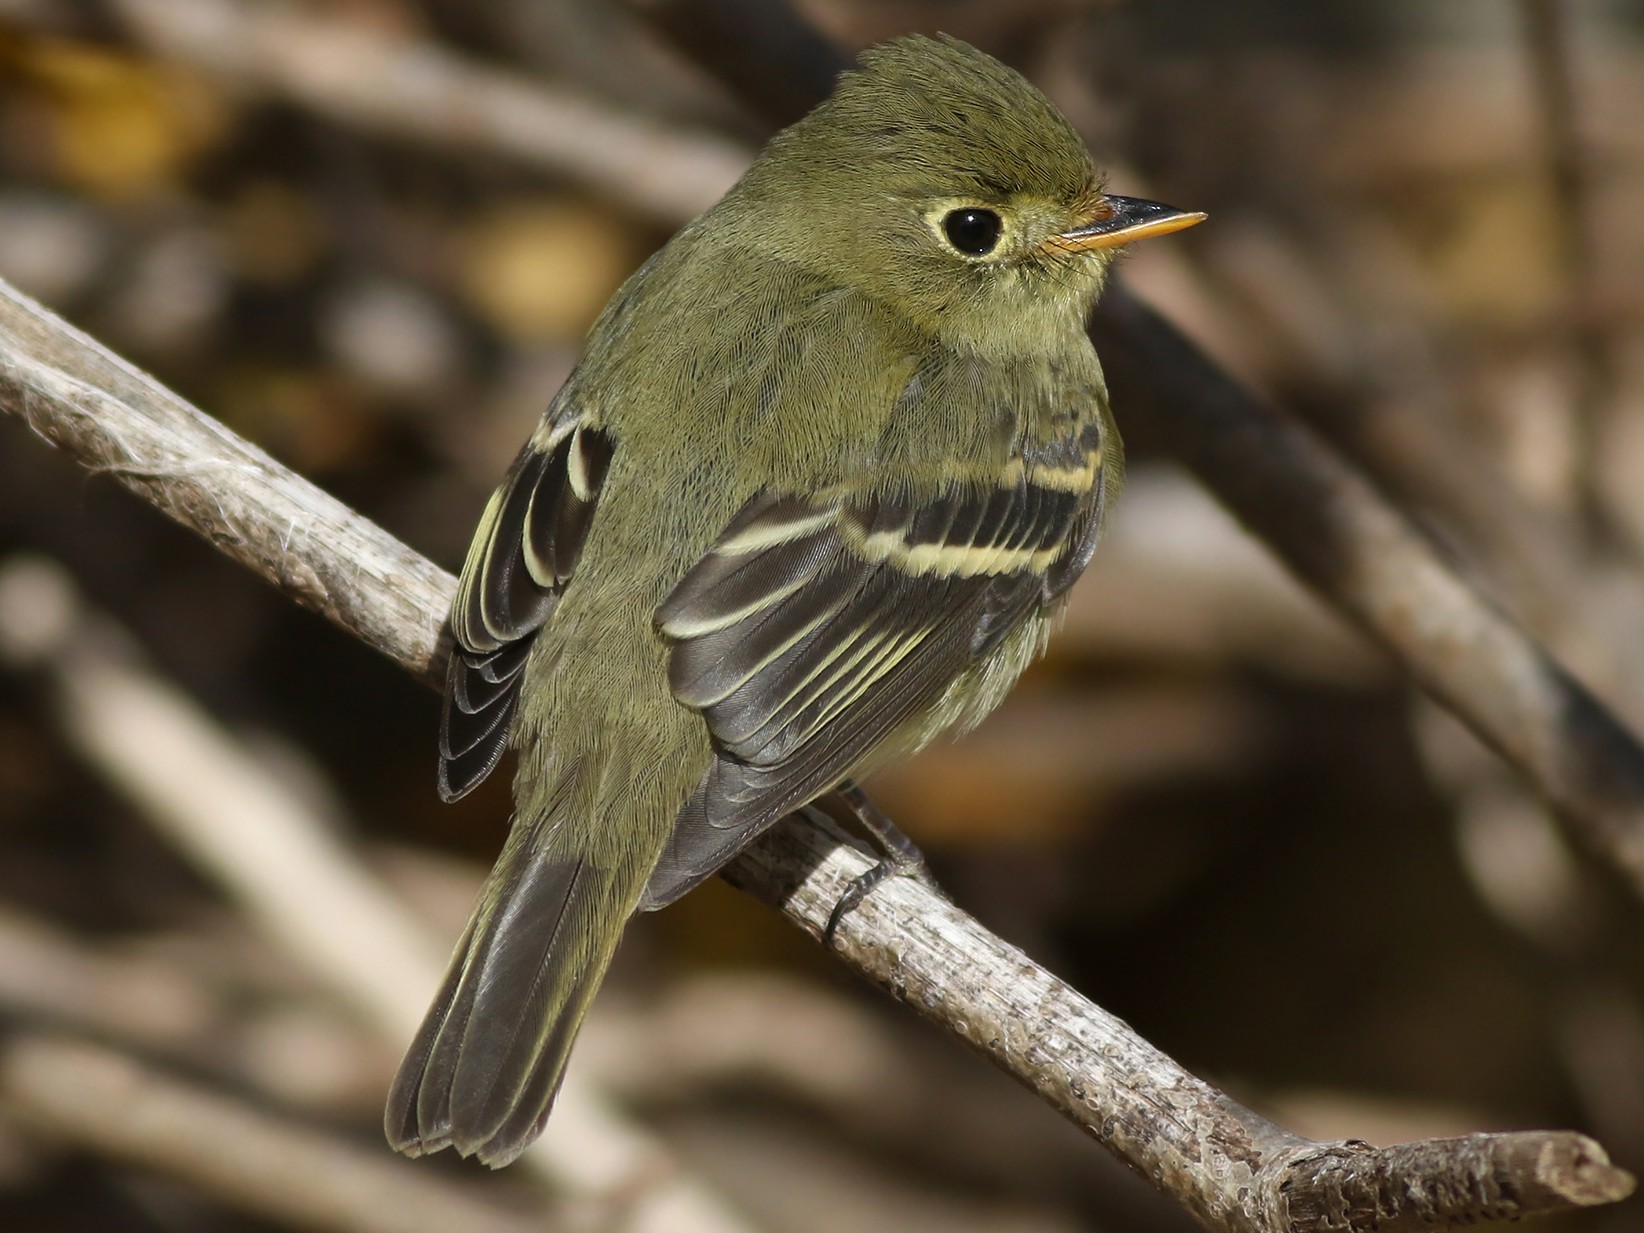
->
[855,602,1057,779]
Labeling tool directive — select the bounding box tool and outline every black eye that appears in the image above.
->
[942,208,1002,256]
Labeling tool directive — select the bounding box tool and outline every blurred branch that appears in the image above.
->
[0,1027,544,1233]
[624,0,845,129]
[0,561,446,1032]
[0,556,760,1233]
[99,0,746,224]
[1196,217,1600,633]
[1061,471,1383,685]
[1520,0,1598,334]
[0,906,230,1055]
[0,277,1634,1227]
[1093,285,1644,897]
[1518,0,1615,539]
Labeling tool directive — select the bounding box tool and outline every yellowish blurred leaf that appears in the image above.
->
[5,34,229,199]
[458,199,642,342]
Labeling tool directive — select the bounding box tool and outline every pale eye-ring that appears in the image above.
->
[942,207,1003,256]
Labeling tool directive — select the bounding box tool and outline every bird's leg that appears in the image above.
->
[823,781,943,942]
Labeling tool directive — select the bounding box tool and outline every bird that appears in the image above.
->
[387,31,1203,1168]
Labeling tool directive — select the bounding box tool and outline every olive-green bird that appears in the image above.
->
[387,33,1202,1167]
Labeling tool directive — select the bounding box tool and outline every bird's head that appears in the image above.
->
[729,34,1203,356]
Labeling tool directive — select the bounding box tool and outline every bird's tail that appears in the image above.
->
[385,773,652,1167]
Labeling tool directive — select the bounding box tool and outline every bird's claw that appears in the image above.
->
[822,782,944,944]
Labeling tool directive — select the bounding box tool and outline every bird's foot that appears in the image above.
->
[823,781,943,943]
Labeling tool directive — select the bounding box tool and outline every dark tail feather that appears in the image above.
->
[386,838,635,1167]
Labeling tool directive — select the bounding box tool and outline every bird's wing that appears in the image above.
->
[644,444,1106,908]
[439,407,613,801]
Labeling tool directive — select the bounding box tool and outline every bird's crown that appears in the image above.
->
[788,34,1099,209]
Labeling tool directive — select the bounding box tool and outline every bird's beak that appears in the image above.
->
[1050,195,1206,252]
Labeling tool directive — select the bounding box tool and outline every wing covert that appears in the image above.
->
[646,443,1105,908]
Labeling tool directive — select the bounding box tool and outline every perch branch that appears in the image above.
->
[17,0,1644,904]
[0,276,448,687]
[732,810,1633,1231]
[0,279,1633,1227]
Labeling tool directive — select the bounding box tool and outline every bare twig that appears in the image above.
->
[0,1028,544,1233]
[0,277,1633,1227]
[732,804,1634,1231]
[1276,1132,1633,1231]
[0,277,448,687]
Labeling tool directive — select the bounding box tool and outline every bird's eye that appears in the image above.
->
[942,208,1003,256]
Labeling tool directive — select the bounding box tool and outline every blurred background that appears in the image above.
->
[1,0,1642,1230]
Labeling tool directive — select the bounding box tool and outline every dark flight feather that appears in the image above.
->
[439,420,613,802]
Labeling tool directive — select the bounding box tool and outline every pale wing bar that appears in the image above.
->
[646,465,1093,908]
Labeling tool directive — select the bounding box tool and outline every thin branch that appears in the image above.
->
[0,280,1632,1228]
[732,804,1634,1231]
[1276,1132,1634,1231]
[1518,0,1617,542]
[0,271,449,687]
[0,1027,545,1233]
